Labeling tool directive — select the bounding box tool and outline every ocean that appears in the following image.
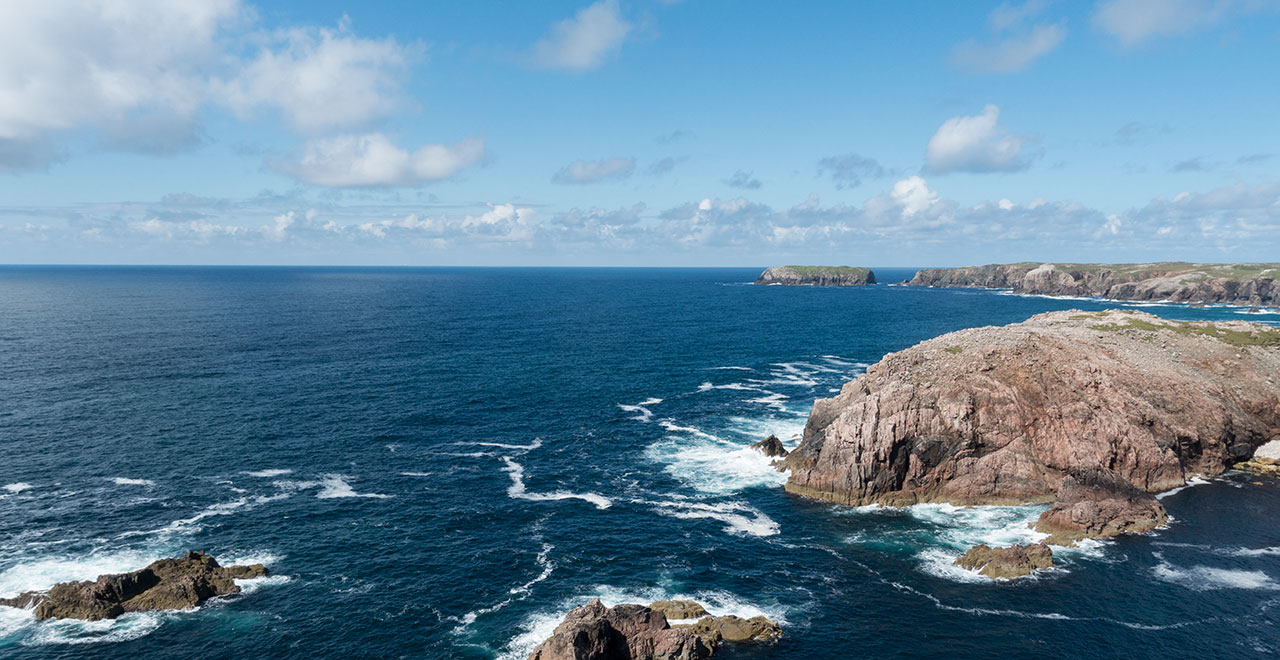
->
[1,266,1278,659]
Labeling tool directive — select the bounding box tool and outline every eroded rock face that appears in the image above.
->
[1034,469,1168,544]
[751,435,788,458]
[784,310,1280,517]
[527,600,779,660]
[756,266,876,286]
[0,551,268,621]
[909,262,1279,306]
[955,543,1053,579]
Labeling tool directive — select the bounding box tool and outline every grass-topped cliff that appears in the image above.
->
[755,265,876,286]
[908,262,1279,306]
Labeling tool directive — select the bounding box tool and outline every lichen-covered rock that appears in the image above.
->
[784,310,1280,536]
[0,551,268,621]
[756,266,876,286]
[648,600,708,620]
[527,600,779,660]
[750,435,788,458]
[1034,469,1168,544]
[955,543,1053,579]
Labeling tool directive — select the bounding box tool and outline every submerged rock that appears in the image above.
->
[755,265,876,286]
[1034,469,1168,544]
[751,434,788,458]
[0,551,267,621]
[784,309,1280,540]
[528,599,780,660]
[955,543,1053,579]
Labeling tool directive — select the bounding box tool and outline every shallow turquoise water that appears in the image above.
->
[1,266,1277,659]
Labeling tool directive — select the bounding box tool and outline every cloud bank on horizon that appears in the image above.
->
[0,0,1277,266]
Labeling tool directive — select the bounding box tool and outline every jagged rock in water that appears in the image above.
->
[648,600,708,620]
[755,266,876,286]
[955,543,1053,579]
[751,434,788,458]
[0,551,268,621]
[908,262,1279,306]
[783,310,1280,540]
[528,599,780,660]
[1034,469,1169,544]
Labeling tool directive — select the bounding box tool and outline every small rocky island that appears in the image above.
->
[784,309,1280,577]
[528,599,780,660]
[908,262,1278,306]
[0,551,267,620]
[755,265,876,286]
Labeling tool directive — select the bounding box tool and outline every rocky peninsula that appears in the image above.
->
[908,262,1278,306]
[528,599,780,660]
[784,310,1280,560]
[755,265,876,286]
[0,551,267,621]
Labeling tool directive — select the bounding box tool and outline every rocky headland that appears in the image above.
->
[755,265,876,286]
[908,262,1279,306]
[528,599,780,660]
[783,310,1280,571]
[0,551,268,621]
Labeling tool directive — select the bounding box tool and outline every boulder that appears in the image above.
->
[750,435,788,458]
[679,614,782,643]
[648,600,708,620]
[955,543,1053,579]
[0,551,268,621]
[1034,469,1168,544]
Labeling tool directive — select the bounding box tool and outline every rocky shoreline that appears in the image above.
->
[908,262,1279,307]
[783,309,1280,576]
[755,265,876,286]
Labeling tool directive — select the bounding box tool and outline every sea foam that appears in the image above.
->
[650,499,779,537]
[501,458,612,510]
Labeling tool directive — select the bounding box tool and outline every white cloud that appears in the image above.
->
[216,19,418,133]
[890,177,941,217]
[924,104,1036,174]
[288,134,486,187]
[552,157,636,184]
[531,0,633,72]
[1092,0,1273,46]
[951,22,1066,73]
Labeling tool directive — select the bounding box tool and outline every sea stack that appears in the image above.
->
[783,309,1280,540]
[755,266,876,286]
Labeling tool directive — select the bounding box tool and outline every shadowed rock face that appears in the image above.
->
[784,310,1280,518]
[755,266,876,286]
[955,543,1053,579]
[527,599,779,660]
[0,552,267,621]
[908,262,1279,306]
[750,434,788,458]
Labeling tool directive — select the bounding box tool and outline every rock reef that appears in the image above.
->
[908,262,1279,306]
[750,434,788,458]
[528,599,780,660]
[954,543,1053,579]
[756,265,876,286]
[784,310,1280,537]
[0,551,267,621]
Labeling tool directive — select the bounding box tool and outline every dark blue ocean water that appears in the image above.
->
[1,267,1278,659]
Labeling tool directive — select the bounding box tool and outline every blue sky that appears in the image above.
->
[0,0,1277,266]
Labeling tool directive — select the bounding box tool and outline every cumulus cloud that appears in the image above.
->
[285,134,486,187]
[552,157,636,184]
[531,0,633,72]
[1092,0,1275,46]
[924,104,1037,174]
[950,1,1065,73]
[0,1,419,170]
[724,170,763,190]
[817,153,888,189]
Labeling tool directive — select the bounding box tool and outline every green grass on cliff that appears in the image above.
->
[783,265,872,276]
[956,262,1279,281]
[1087,318,1280,347]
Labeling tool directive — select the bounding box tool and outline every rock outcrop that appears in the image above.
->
[0,551,267,621]
[955,543,1053,579]
[528,599,780,660]
[1238,439,1280,476]
[783,310,1280,536]
[1034,468,1168,544]
[750,434,788,458]
[756,266,876,286]
[908,262,1279,306]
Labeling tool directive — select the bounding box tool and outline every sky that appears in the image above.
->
[0,0,1278,267]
